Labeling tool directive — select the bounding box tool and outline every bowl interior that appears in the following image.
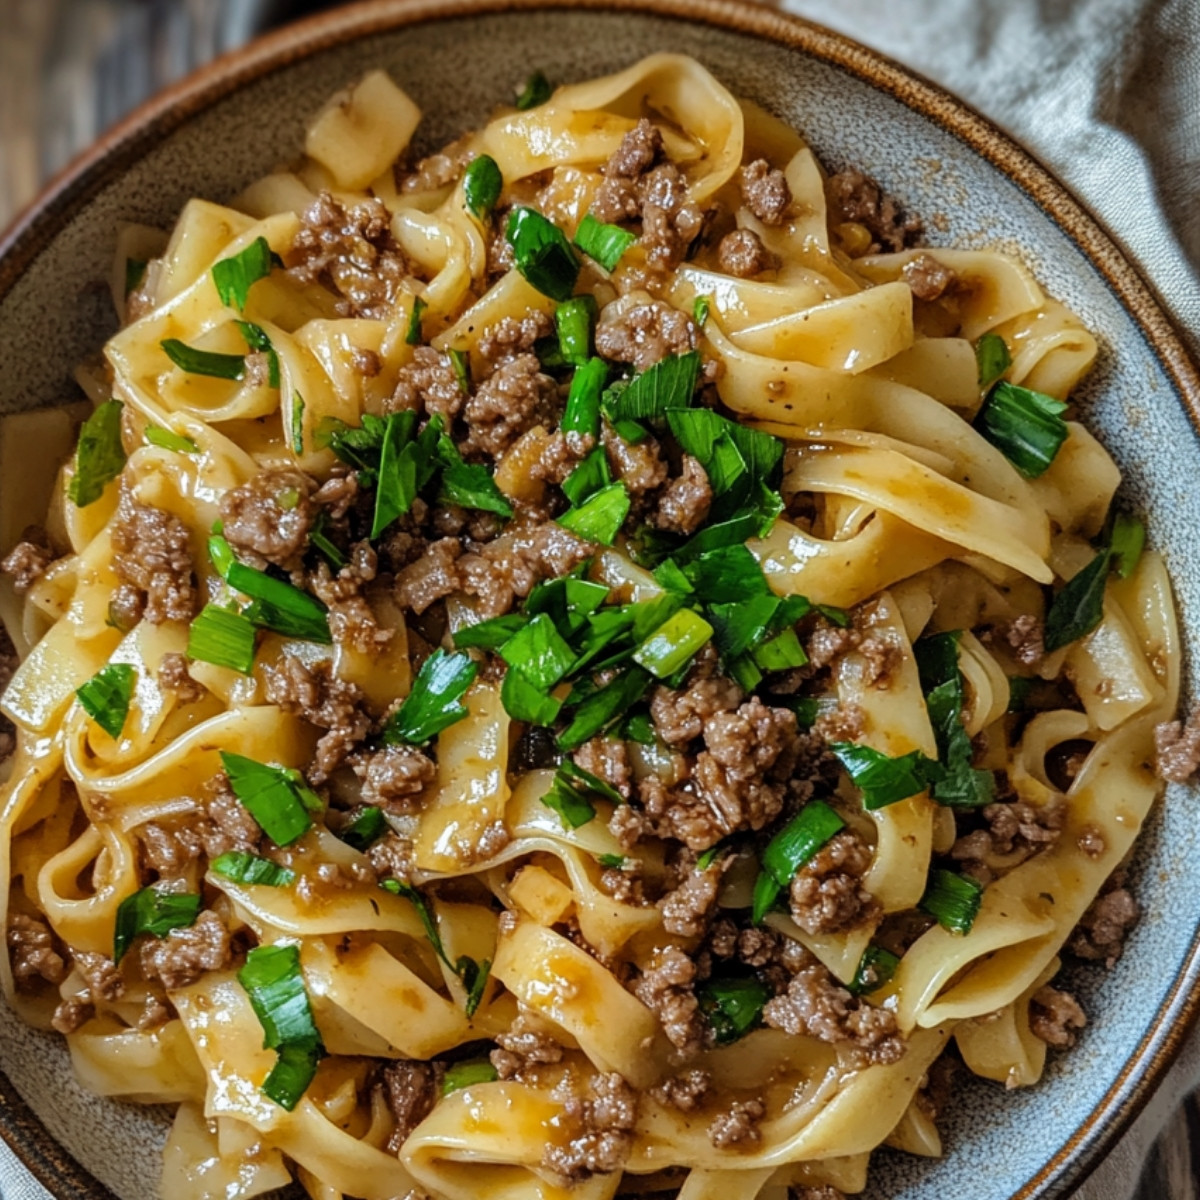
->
[2,6,1198,1199]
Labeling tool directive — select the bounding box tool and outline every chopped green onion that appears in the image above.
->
[1043,548,1111,653]
[632,608,713,679]
[161,338,246,380]
[220,751,316,846]
[603,351,701,421]
[515,69,553,110]
[975,332,1012,388]
[561,357,607,439]
[598,853,627,869]
[406,296,427,346]
[557,481,630,545]
[463,155,503,220]
[461,956,491,1017]
[574,213,637,272]
[557,666,653,750]
[210,851,295,887]
[760,800,845,887]
[187,603,257,674]
[559,756,623,803]
[372,411,420,539]
[696,838,734,871]
[752,868,786,925]
[540,775,597,830]
[829,742,929,810]
[454,613,530,651]
[499,612,575,690]
[681,544,770,604]
[75,663,135,740]
[693,295,711,327]
[501,666,563,725]
[667,408,783,501]
[525,573,609,636]
[309,512,347,571]
[437,435,513,517]
[237,944,325,1110]
[506,208,579,302]
[113,886,201,963]
[1110,511,1145,579]
[338,806,388,852]
[449,348,471,393]
[383,649,477,745]
[751,628,807,672]
[144,425,198,454]
[234,321,281,388]
[1007,675,1035,712]
[211,236,275,312]
[975,381,1068,478]
[698,975,770,1045]
[920,869,984,935]
[291,392,305,454]
[556,295,597,367]
[442,1059,499,1095]
[124,257,147,297]
[69,400,127,507]
[561,446,612,507]
[847,944,900,996]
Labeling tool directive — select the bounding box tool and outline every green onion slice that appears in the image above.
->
[76,663,135,740]
[382,649,477,745]
[556,481,630,545]
[975,332,1012,388]
[210,851,295,887]
[515,70,553,110]
[574,213,637,273]
[69,400,127,508]
[1043,548,1111,653]
[220,751,317,846]
[697,975,770,1045]
[603,351,701,421]
[113,886,202,963]
[920,868,984,935]
[632,608,713,679]
[211,236,275,312]
[505,207,580,302]
[442,1059,499,1095]
[188,604,257,675]
[463,155,503,220]
[144,426,199,454]
[975,381,1068,478]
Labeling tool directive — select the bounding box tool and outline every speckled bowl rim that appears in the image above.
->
[2,1,1199,1197]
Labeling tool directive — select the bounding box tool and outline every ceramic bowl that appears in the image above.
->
[2,1,1199,1197]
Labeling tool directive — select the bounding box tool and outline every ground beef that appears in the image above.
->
[140,910,231,990]
[660,862,724,938]
[218,468,314,570]
[609,804,646,852]
[7,913,66,986]
[1068,875,1139,967]
[599,861,646,905]
[708,1098,766,1149]
[1001,614,1045,668]
[74,949,125,1003]
[396,537,462,614]
[367,833,416,885]
[52,997,95,1035]
[602,423,669,497]
[1155,711,1200,782]
[633,944,706,1054]
[651,1069,710,1112]
[388,346,466,425]
[1,527,54,592]
[490,1014,565,1079]
[290,192,408,319]
[1030,985,1086,1048]
[717,228,778,277]
[381,1061,442,1152]
[806,619,861,670]
[901,253,958,302]
[353,349,381,377]
[477,310,554,367]
[1077,824,1106,859]
[543,1072,638,1181]
[827,168,923,254]
[594,300,698,371]
[950,798,1065,884]
[310,541,392,655]
[157,652,204,704]
[462,354,558,459]
[763,961,904,1067]
[532,430,595,487]
[401,137,474,194]
[788,830,879,936]
[140,775,263,872]
[111,493,197,625]
[352,744,437,814]
[573,736,633,800]
[652,455,712,535]
[263,655,372,782]
[591,119,664,225]
[739,159,792,226]
[650,652,743,745]
[812,704,866,744]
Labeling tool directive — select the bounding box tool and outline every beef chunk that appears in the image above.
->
[1077,824,1106,860]
[788,830,879,936]
[111,493,197,624]
[200,772,264,856]
[290,192,408,319]
[1068,875,1139,967]
[1030,985,1086,1049]
[52,997,95,1034]
[717,228,778,277]
[650,652,743,745]
[763,961,904,1067]
[388,345,466,425]
[73,949,125,1003]
[381,1061,442,1152]
[652,455,712,535]
[1000,614,1044,668]
[708,1098,766,1149]
[901,253,958,302]
[401,137,473,194]
[652,1069,710,1111]
[806,619,861,670]
[827,168,923,253]
[660,862,724,938]
[490,1013,564,1080]
[591,119,665,224]
[7,913,66,986]
[367,832,415,885]
[262,655,372,782]
[633,944,706,1054]
[812,703,866,744]
[157,652,204,704]
[463,354,559,459]
[951,798,1065,885]
[218,468,314,570]
[309,541,392,655]
[542,1072,638,1181]
[602,423,668,501]
[477,310,554,367]
[594,300,698,371]
[1156,711,1200,782]
[573,736,633,800]
[1,526,55,592]
[352,744,437,814]
[396,536,462,615]
[140,910,231,990]
[739,159,792,226]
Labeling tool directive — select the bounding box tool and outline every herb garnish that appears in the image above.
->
[573,213,637,272]
[383,649,478,746]
[75,663,135,740]
[210,852,295,887]
[211,236,275,312]
[975,381,1068,478]
[505,208,580,301]
[187,603,258,674]
[114,887,201,963]
[463,155,503,220]
[220,751,320,847]
[69,400,127,507]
